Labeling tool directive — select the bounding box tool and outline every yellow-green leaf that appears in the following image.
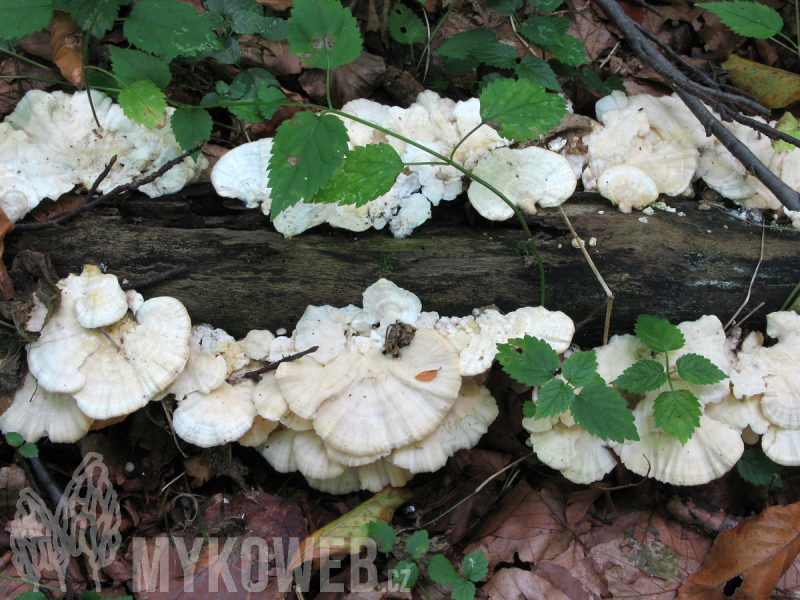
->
[287,486,412,571]
[721,54,800,109]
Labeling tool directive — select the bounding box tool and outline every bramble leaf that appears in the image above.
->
[496,335,560,387]
[438,28,497,74]
[479,77,568,141]
[5,431,23,447]
[20,442,39,458]
[406,530,430,558]
[0,0,54,39]
[774,112,800,152]
[579,66,625,95]
[69,0,130,38]
[515,56,560,90]
[676,353,729,385]
[288,0,362,70]
[701,1,782,38]
[309,143,403,207]
[562,349,598,387]
[519,15,569,47]
[462,551,489,582]
[652,389,701,444]
[109,47,171,90]
[635,314,685,353]
[474,42,519,69]
[428,554,459,585]
[170,106,212,151]
[13,593,47,600]
[389,4,426,45]
[528,0,563,9]
[118,80,167,128]
[452,579,477,600]
[536,379,575,418]
[393,560,419,588]
[540,35,587,65]
[124,0,220,61]
[613,359,667,393]
[208,68,284,122]
[485,0,523,15]
[572,380,639,443]
[268,112,349,218]
[737,447,782,488]
[364,520,396,552]
[522,400,537,418]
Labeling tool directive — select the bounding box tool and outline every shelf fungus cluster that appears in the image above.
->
[212,90,521,238]
[521,312,800,486]
[0,90,207,223]
[0,265,192,442]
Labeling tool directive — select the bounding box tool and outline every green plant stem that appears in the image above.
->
[414,0,461,75]
[0,47,61,76]
[449,122,482,161]
[0,573,65,591]
[780,280,800,311]
[326,68,332,109]
[795,0,800,59]
[403,161,449,166]
[771,34,798,55]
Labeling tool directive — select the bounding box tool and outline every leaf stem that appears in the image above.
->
[0,47,61,76]
[414,0,461,76]
[449,122,482,161]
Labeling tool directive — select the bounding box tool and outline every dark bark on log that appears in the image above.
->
[5,185,798,347]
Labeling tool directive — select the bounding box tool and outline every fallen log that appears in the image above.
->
[5,185,798,346]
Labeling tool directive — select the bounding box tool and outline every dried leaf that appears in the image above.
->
[677,502,800,600]
[49,11,84,88]
[484,567,571,600]
[0,207,15,300]
[721,54,800,109]
[415,369,440,381]
[287,486,412,571]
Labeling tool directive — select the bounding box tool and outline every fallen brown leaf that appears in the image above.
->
[677,502,800,600]
[0,207,16,300]
[415,369,440,381]
[484,567,571,600]
[50,11,84,88]
[722,54,800,109]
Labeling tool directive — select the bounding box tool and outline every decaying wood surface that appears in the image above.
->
[5,185,798,346]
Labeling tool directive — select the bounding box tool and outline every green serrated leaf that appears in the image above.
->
[257,84,286,120]
[652,389,701,444]
[364,520,396,552]
[522,400,537,418]
[310,143,403,207]
[5,431,23,447]
[548,58,576,78]
[536,379,575,418]
[461,551,488,582]
[118,80,167,128]
[406,530,430,559]
[515,56,560,90]
[260,17,289,41]
[480,73,507,91]
[170,106,212,151]
[496,335,560,387]
[635,314,685,353]
[110,47,171,90]
[79,592,102,600]
[68,0,129,38]
[288,0,362,70]
[528,0,563,9]
[428,553,459,585]
[701,1,783,38]
[675,353,729,386]
[562,349,598,387]
[479,77,568,141]
[572,381,639,443]
[737,447,782,488]
[452,578,477,600]
[519,15,569,47]
[393,560,420,588]
[540,35,587,65]
[579,65,609,93]
[474,41,519,69]
[13,592,47,600]
[207,0,260,15]
[20,442,39,458]
[485,0,523,15]
[0,0,54,38]
[124,0,221,61]
[438,28,495,59]
[232,10,268,34]
[389,3,426,45]
[202,9,226,29]
[213,68,283,122]
[613,360,667,393]
[269,112,349,218]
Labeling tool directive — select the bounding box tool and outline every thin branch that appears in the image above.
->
[14,142,205,230]
[592,0,800,212]
[232,346,319,382]
[720,108,800,151]
[724,227,765,330]
[120,265,190,290]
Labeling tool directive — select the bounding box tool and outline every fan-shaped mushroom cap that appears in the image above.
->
[243,329,276,361]
[307,459,413,494]
[362,278,422,329]
[728,331,768,399]
[337,98,388,147]
[252,372,289,420]
[260,428,298,472]
[628,139,698,197]
[388,378,498,473]
[757,311,800,429]
[281,410,314,431]
[705,392,770,436]
[190,324,249,376]
[614,392,743,485]
[323,443,388,467]
[762,426,800,465]
[597,165,659,213]
[72,297,192,419]
[0,373,92,443]
[74,265,128,329]
[294,305,357,364]
[467,147,577,221]
[166,351,228,401]
[524,412,617,484]
[390,193,432,239]
[237,415,280,447]
[451,98,509,169]
[173,380,257,447]
[595,334,650,384]
[293,429,347,479]
[277,329,461,457]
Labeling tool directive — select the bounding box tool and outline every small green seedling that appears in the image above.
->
[737,447,782,488]
[5,431,38,458]
[364,521,488,600]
